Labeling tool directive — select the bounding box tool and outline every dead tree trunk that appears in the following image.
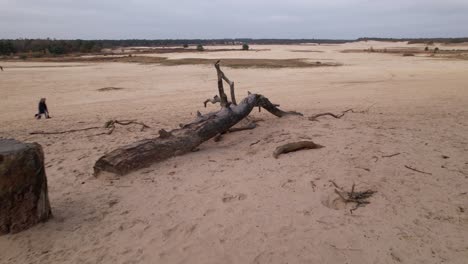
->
[94,62,301,176]
[0,139,52,234]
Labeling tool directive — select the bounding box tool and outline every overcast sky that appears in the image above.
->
[1,0,468,39]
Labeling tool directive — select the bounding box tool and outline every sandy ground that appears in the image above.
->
[1,42,468,264]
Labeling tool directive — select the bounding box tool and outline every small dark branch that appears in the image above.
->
[105,119,150,132]
[215,60,237,105]
[382,153,401,158]
[249,140,261,146]
[333,182,376,213]
[273,141,323,158]
[405,165,432,175]
[257,95,303,117]
[329,180,342,190]
[214,61,229,107]
[30,126,101,135]
[308,108,353,121]
[204,95,220,107]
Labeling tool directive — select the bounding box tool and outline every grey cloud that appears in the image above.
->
[0,0,467,39]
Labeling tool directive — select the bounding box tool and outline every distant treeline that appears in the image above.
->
[0,38,350,56]
[1,38,467,56]
[357,37,468,44]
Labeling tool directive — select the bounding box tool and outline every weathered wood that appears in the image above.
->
[0,139,52,234]
[94,93,301,175]
[94,62,303,176]
[273,141,324,158]
[215,61,229,107]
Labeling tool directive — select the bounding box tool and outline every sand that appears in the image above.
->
[0,42,467,264]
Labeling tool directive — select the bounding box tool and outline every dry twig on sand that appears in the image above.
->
[30,126,101,135]
[273,141,324,158]
[333,182,376,213]
[104,119,150,135]
[404,165,432,175]
[382,153,401,158]
[308,109,354,121]
[30,119,149,135]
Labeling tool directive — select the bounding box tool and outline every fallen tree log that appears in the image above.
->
[94,94,300,175]
[94,62,302,176]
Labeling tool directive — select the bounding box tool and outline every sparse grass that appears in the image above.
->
[8,55,341,68]
[159,58,340,68]
[28,55,168,64]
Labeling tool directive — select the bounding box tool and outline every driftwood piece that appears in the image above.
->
[0,139,52,234]
[95,93,300,175]
[94,62,302,176]
[273,141,324,159]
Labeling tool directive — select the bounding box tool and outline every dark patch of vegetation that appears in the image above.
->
[242,43,249,50]
[196,44,204,51]
[2,37,466,58]
[22,55,341,68]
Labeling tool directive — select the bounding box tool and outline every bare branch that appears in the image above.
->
[204,95,221,107]
[30,126,101,135]
[308,109,353,121]
[214,61,229,107]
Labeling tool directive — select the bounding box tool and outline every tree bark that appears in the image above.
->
[0,139,52,234]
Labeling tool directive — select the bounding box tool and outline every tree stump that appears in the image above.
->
[0,139,52,234]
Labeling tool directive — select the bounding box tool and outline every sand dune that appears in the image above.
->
[1,42,467,264]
